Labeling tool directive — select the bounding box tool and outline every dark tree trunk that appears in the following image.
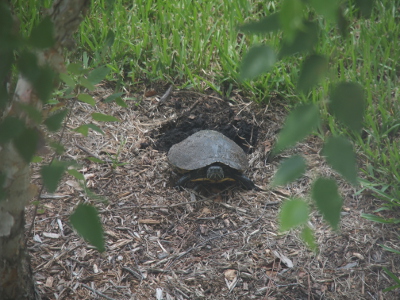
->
[0,0,90,298]
[0,161,39,298]
[0,145,38,299]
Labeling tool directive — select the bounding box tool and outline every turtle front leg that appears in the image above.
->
[234,174,259,190]
[175,173,191,188]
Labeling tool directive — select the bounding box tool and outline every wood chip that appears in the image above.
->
[138,219,161,224]
[273,250,294,268]
[42,232,61,239]
[45,276,54,288]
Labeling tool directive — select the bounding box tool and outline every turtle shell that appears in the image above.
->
[167,130,248,173]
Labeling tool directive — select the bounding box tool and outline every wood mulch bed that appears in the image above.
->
[26,83,400,299]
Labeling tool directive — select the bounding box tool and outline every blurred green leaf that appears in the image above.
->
[13,128,39,163]
[273,104,320,154]
[74,123,105,136]
[92,113,120,122]
[67,169,85,181]
[28,16,55,49]
[279,21,319,57]
[83,186,107,203]
[301,226,317,252]
[0,172,6,202]
[78,94,96,106]
[0,51,14,91]
[105,29,115,48]
[31,156,43,163]
[87,66,110,85]
[0,84,9,110]
[330,82,365,132]
[59,73,76,87]
[0,116,25,144]
[297,55,328,93]
[67,63,85,75]
[115,97,127,108]
[280,0,304,42]
[309,0,340,21]
[70,203,105,252]
[74,124,89,136]
[80,77,96,91]
[354,0,374,17]
[17,103,42,124]
[238,12,280,34]
[0,2,14,38]
[337,7,349,38]
[86,123,105,134]
[41,161,67,193]
[272,155,306,187]
[49,141,65,154]
[322,136,358,185]
[239,45,276,81]
[104,92,123,103]
[312,178,342,230]
[18,51,39,81]
[17,52,55,103]
[74,125,89,136]
[35,65,55,103]
[279,198,309,232]
[44,109,68,132]
[87,157,105,163]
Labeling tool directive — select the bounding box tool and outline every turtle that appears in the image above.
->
[167,130,257,190]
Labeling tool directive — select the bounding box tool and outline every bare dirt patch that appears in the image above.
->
[27,85,400,299]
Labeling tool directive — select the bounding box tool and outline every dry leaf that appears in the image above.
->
[145,90,157,97]
[224,269,237,281]
[201,207,211,215]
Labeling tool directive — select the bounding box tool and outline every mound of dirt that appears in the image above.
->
[153,92,258,154]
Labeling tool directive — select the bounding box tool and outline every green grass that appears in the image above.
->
[76,0,281,92]
[10,0,400,214]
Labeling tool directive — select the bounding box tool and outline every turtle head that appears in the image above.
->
[206,165,224,181]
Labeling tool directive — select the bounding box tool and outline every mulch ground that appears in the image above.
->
[26,83,400,299]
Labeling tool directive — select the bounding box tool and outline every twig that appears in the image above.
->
[76,144,113,163]
[188,99,201,112]
[157,85,173,106]
[146,268,191,275]
[36,245,80,270]
[81,284,116,300]
[122,267,143,281]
